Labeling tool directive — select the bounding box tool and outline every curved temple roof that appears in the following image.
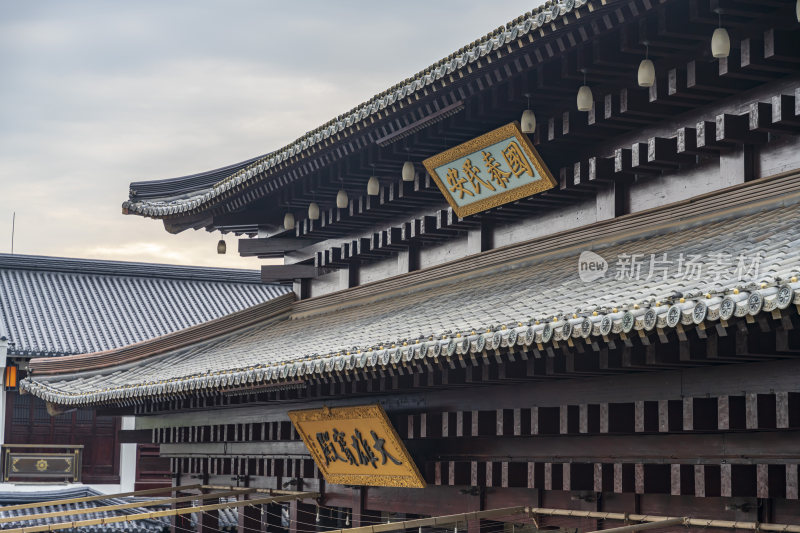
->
[24,176,800,407]
[0,254,290,357]
[122,0,593,218]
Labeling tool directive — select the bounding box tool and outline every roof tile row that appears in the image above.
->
[22,201,800,406]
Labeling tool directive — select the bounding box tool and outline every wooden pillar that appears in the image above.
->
[265,503,285,533]
[170,473,193,533]
[239,496,262,533]
[350,487,365,528]
[199,505,219,533]
[317,506,339,530]
[289,500,316,533]
[171,500,193,533]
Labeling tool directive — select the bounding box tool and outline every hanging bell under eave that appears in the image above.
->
[307,202,320,220]
[711,27,730,58]
[336,188,349,208]
[216,239,226,254]
[520,108,536,134]
[576,85,593,111]
[367,176,380,196]
[637,58,655,88]
[402,161,415,182]
[283,212,295,231]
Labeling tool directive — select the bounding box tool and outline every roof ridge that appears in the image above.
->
[0,253,273,285]
[122,0,603,217]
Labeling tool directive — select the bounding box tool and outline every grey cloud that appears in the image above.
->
[0,0,538,267]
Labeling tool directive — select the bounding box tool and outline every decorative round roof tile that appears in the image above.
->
[666,305,682,328]
[490,331,502,350]
[621,311,635,333]
[415,343,427,359]
[524,326,535,345]
[777,285,794,309]
[580,318,592,338]
[541,323,553,343]
[719,297,736,321]
[692,301,707,324]
[430,341,442,358]
[445,338,457,356]
[475,334,486,353]
[599,315,613,336]
[643,309,657,331]
[507,328,518,346]
[747,292,763,315]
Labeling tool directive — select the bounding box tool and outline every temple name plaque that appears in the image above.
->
[289,404,425,488]
[423,121,557,217]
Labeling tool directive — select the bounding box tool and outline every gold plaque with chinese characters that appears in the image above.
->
[423,122,557,218]
[288,404,425,488]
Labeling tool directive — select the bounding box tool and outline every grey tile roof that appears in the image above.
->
[0,487,169,533]
[0,254,290,357]
[22,200,800,406]
[0,487,243,532]
[129,152,270,201]
[121,0,592,218]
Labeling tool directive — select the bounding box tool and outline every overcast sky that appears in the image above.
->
[0,1,538,269]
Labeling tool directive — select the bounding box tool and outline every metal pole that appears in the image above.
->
[10,212,14,254]
[527,507,800,533]
[2,492,318,533]
[325,507,527,533]
[585,517,685,533]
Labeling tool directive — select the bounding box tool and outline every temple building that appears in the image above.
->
[0,254,287,492]
[15,0,800,532]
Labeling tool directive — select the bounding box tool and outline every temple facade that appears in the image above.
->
[17,0,800,532]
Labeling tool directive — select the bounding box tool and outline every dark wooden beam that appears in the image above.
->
[261,264,329,282]
[406,431,800,465]
[239,238,320,258]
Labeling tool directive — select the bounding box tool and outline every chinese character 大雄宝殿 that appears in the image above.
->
[351,429,379,469]
[370,430,403,466]
[315,431,346,466]
[332,428,358,465]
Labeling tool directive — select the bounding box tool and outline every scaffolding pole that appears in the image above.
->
[4,491,318,533]
[585,517,686,533]
[325,506,528,533]
[527,507,800,533]
[0,483,203,512]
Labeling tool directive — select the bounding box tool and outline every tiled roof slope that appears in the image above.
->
[0,487,169,533]
[129,152,269,200]
[22,190,800,407]
[122,0,594,217]
[0,487,241,532]
[0,254,290,357]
